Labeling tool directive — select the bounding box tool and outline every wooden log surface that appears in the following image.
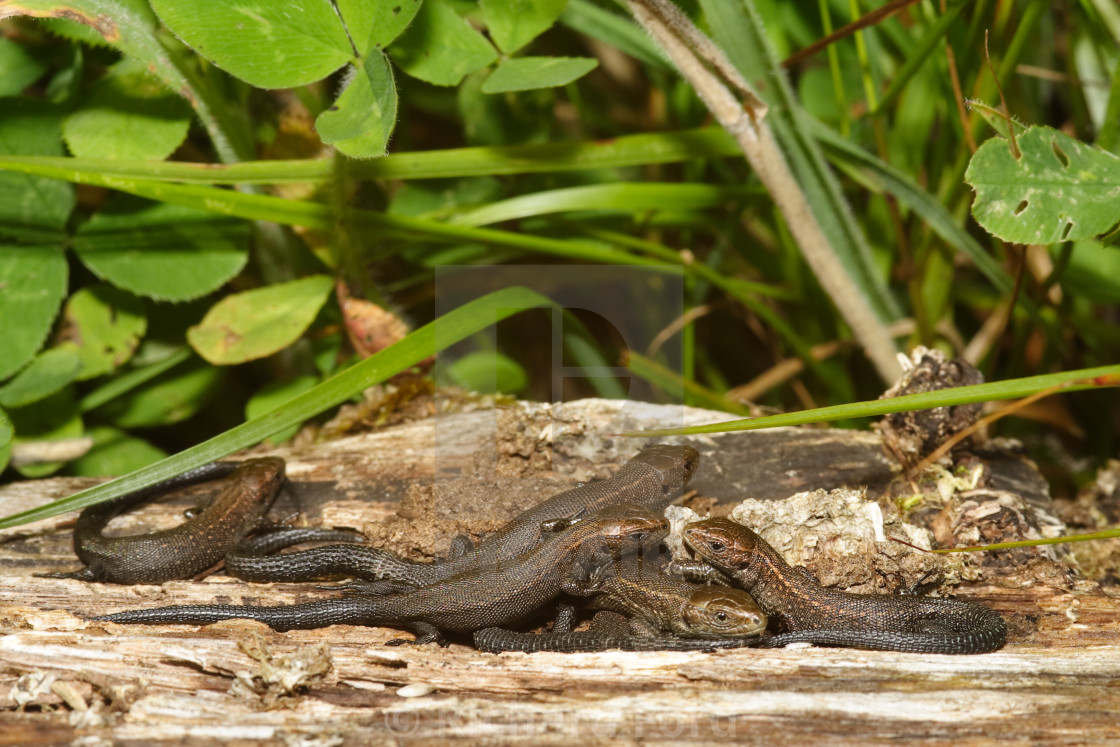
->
[1,398,1118,745]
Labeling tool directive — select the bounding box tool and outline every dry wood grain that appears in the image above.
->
[1,399,1117,746]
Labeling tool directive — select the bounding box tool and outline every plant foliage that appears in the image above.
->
[0,0,1116,519]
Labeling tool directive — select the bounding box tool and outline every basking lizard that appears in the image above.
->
[41,458,285,584]
[682,517,1007,654]
[474,553,768,653]
[89,503,669,645]
[224,445,700,589]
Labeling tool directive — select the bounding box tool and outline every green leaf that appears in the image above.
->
[444,351,528,394]
[0,37,49,96]
[966,125,1120,244]
[0,0,254,163]
[102,362,224,428]
[187,275,334,365]
[0,97,73,242]
[390,0,498,86]
[74,196,249,302]
[481,0,567,54]
[315,52,398,158]
[0,286,552,529]
[481,56,598,93]
[336,0,423,53]
[0,348,81,408]
[57,285,147,380]
[1057,240,1120,303]
[0,246,68,381]
[618,365,1120,438]
[62,60,193,161]
[9,389,83,478]
[245,375,319,444]
[150,0,354,89]
[68,425,167,476]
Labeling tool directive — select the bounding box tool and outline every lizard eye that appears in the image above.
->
[706,540,726,553]
[630,531,648,542]
[715,611,728,622]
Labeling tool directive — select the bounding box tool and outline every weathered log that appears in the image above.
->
[0,398,1116,745]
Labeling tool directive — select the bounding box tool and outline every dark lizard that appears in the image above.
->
[89,503,669,646]
[474,552,768,653]
[223,444,700,589]
[40,458,286,584]
[682,517,1007,654]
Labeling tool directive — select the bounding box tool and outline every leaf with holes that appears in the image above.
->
[966,125,1120,244]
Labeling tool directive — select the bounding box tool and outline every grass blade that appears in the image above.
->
[447,183,763,227]
[0,128,742,184]
[617,366,1120,437]
[698,0,902,323]
[0,286,552,529]
[808,118,1016,297]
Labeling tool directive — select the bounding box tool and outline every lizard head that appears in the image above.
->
[683,517,760,572]
[233,457,288,497]
[632,444,701,494]
[681,585,768,638]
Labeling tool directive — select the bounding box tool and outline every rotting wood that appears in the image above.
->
[1,398,1118,745]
